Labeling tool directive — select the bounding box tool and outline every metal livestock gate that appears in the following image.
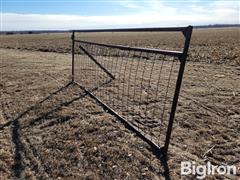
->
[71,26,193,156]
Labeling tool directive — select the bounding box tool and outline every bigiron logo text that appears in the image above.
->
[181,161,238,179]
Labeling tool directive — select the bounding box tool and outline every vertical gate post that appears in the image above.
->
[71,31,75,82]
[164,26,193,155]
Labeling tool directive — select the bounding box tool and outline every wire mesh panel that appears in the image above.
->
[72,26,192,154]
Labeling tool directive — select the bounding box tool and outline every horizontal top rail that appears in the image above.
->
[72,26,190,33]
[75,39,183,58]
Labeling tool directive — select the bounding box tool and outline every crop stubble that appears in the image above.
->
[0,28,239,179]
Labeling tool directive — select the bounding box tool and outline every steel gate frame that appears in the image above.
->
[70,26,193,157]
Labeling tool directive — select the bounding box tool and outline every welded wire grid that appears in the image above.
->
[74,41,180,146]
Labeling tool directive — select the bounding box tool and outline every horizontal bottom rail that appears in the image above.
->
[73,82,167,158]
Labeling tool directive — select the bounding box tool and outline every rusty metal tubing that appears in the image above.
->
[75,40,183,58]
[73,81,165,157]
[164,25,193,154]
[72,25,193,156]
[71,31,75,82]
[72,26,187,33]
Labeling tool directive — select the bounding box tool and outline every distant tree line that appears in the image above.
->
[194,24,240,29]
[0,24,239,35]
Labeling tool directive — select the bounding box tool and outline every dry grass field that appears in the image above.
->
[0,28,239,179]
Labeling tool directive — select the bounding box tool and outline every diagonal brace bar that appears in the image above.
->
[79,45,115,79]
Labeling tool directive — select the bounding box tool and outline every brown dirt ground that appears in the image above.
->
[0,28,240,179]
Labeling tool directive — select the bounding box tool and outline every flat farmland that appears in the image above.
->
[0,28,239,65]
[0,28,239,179]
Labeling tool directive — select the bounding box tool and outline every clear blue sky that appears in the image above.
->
[2,1,130,16]
[1,0,239,30]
